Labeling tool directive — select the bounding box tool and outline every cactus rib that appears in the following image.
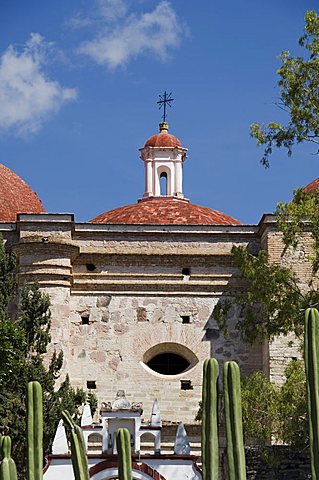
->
[27,381,43,480]
[116,428,132,480]
[201,358,219,480]
[62,410,89,480]
[305,307,319,479]
[0,436,17,480]
[223,361,246,480]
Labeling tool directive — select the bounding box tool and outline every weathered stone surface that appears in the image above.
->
[97,296,111,307]
[136,307,148,322]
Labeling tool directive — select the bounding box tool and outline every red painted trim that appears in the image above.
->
[140,425,162,431]
[89,460,167,479]
[43,457,51,474]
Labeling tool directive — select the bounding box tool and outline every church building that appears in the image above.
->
[0,118,311,476]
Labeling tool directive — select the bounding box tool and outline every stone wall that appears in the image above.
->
[242,446,310,480]
[2,214,310,426]
[55,293,261,424]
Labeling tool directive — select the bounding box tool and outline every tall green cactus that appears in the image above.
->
[201,357,219,480]
[62,410,89,480]
[0,436,17,480]
[116,428,132,480]
[223,361,246,480]
[27,381,43,480]
[305,307,319,479]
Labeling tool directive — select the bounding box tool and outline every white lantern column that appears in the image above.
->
[140,123,187,199]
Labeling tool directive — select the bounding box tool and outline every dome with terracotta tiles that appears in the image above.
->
[304,178,319,193]
[0,164,45,222]
[90,197,241,225]
[91,122,241,226]
[144,122,182,148]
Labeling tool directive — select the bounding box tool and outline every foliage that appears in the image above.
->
[250,10,319,167]
[241,371,280,445]
[279,360,307,447]
[20,284,51,355]
[214,245,318,343]
[241,361,307,447]
[276,187,319,274]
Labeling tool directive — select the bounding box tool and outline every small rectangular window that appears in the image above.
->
[87,380,96,389]
[86,263,96,272]
[81,315,89,325]
[181,315,190,324]
[182,267,191,276]
[181,380,193,390]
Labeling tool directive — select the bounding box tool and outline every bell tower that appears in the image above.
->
[139,122,188,199]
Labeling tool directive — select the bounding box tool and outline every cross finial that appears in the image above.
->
[157,91,174,123]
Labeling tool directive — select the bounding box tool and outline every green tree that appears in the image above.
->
[279,360,307,447]
[251,10,319,167]
[241,361,308,447]
[214,245,319,344]
[241,370,280,445]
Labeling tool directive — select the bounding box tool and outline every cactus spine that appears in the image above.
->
[201,358,219,480]
[116,428,132,480]
[61,410,89,480]
[27,381,43,480]
[0,437,17,480]
[223,361,246,480]
[305,307,319,479]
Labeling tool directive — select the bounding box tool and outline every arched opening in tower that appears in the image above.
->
[160,172,168,196]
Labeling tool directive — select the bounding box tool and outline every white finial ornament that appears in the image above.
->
[150,399,162,426]
[81,403,93,426]
[52,419,69,454]
[174,422,191,455]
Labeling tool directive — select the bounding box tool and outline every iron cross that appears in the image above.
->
[157,91,174,122]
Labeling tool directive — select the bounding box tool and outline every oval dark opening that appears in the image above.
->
[147,353,190,375]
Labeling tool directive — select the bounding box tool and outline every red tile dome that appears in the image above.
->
[90,197,241,225]
[144,122,182,148]
[145,132,182,148]
[0,164,45,221]
[304,178,319,193]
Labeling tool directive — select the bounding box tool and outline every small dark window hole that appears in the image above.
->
[86,263,96,272]
[181,315,190,324]
[182,268,190,276]
[181,380,193,390]
[81,316,89,325]
[87,380,96,389]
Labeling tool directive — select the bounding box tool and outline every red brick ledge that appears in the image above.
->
[89,460,167,479]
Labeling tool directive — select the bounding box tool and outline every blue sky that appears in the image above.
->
[0,0,318,224]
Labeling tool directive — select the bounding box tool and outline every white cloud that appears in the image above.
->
[96,0,128,21]
[68,0,127,29]
[77,1,183,69]
[0,33,77,137]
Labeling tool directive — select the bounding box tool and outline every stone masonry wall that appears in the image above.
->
[262,221,316,384]
[46,291,263,424]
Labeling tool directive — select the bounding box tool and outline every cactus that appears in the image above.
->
[61,410,89,480]
[305,307,319,479]
[223,361,246,480]
[116,428,132,480]
[0,436,17,480]
[201,358,219,480]
[27,381,43,480]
